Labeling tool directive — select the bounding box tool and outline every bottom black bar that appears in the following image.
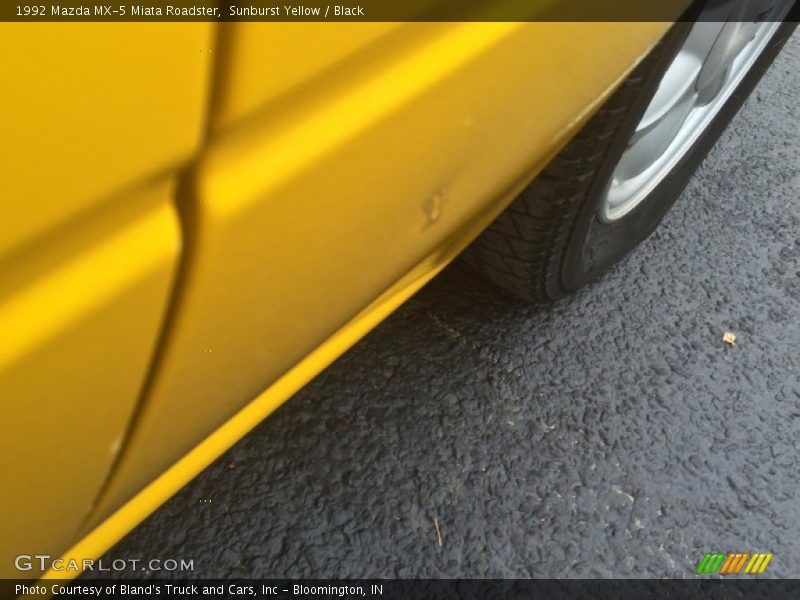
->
[4,579,800,600]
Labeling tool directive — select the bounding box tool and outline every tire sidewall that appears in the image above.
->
[560,17,798,293]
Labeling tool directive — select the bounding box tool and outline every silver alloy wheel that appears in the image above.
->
[599,0,792,222]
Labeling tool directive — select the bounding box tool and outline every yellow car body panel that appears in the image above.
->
[0,17,680,580]
[85,21,671,529]
[0,180,183,579]
[0,24,213,577]
[0,23,213,260]
[211,22,401,132]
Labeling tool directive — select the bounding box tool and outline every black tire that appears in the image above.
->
[466,8,797,303]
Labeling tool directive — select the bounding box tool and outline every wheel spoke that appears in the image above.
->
[697,21,759,104]
[616,86,697,183]
[598,0,790,223]
[636,52,702,137]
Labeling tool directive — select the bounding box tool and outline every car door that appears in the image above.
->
[0,22,213,577]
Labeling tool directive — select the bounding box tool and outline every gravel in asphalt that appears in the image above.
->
[98,30,800,579]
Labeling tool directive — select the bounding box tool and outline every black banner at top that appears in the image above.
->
[2,0,799,22]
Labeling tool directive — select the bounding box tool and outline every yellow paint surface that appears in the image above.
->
[0,23,212,577]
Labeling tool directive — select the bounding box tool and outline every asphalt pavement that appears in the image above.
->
[100,31,800,579]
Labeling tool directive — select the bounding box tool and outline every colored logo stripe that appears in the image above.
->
[721,553,749,574]
[696,553,726,574]
[744,553,773,574]
[697,552,773,574]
